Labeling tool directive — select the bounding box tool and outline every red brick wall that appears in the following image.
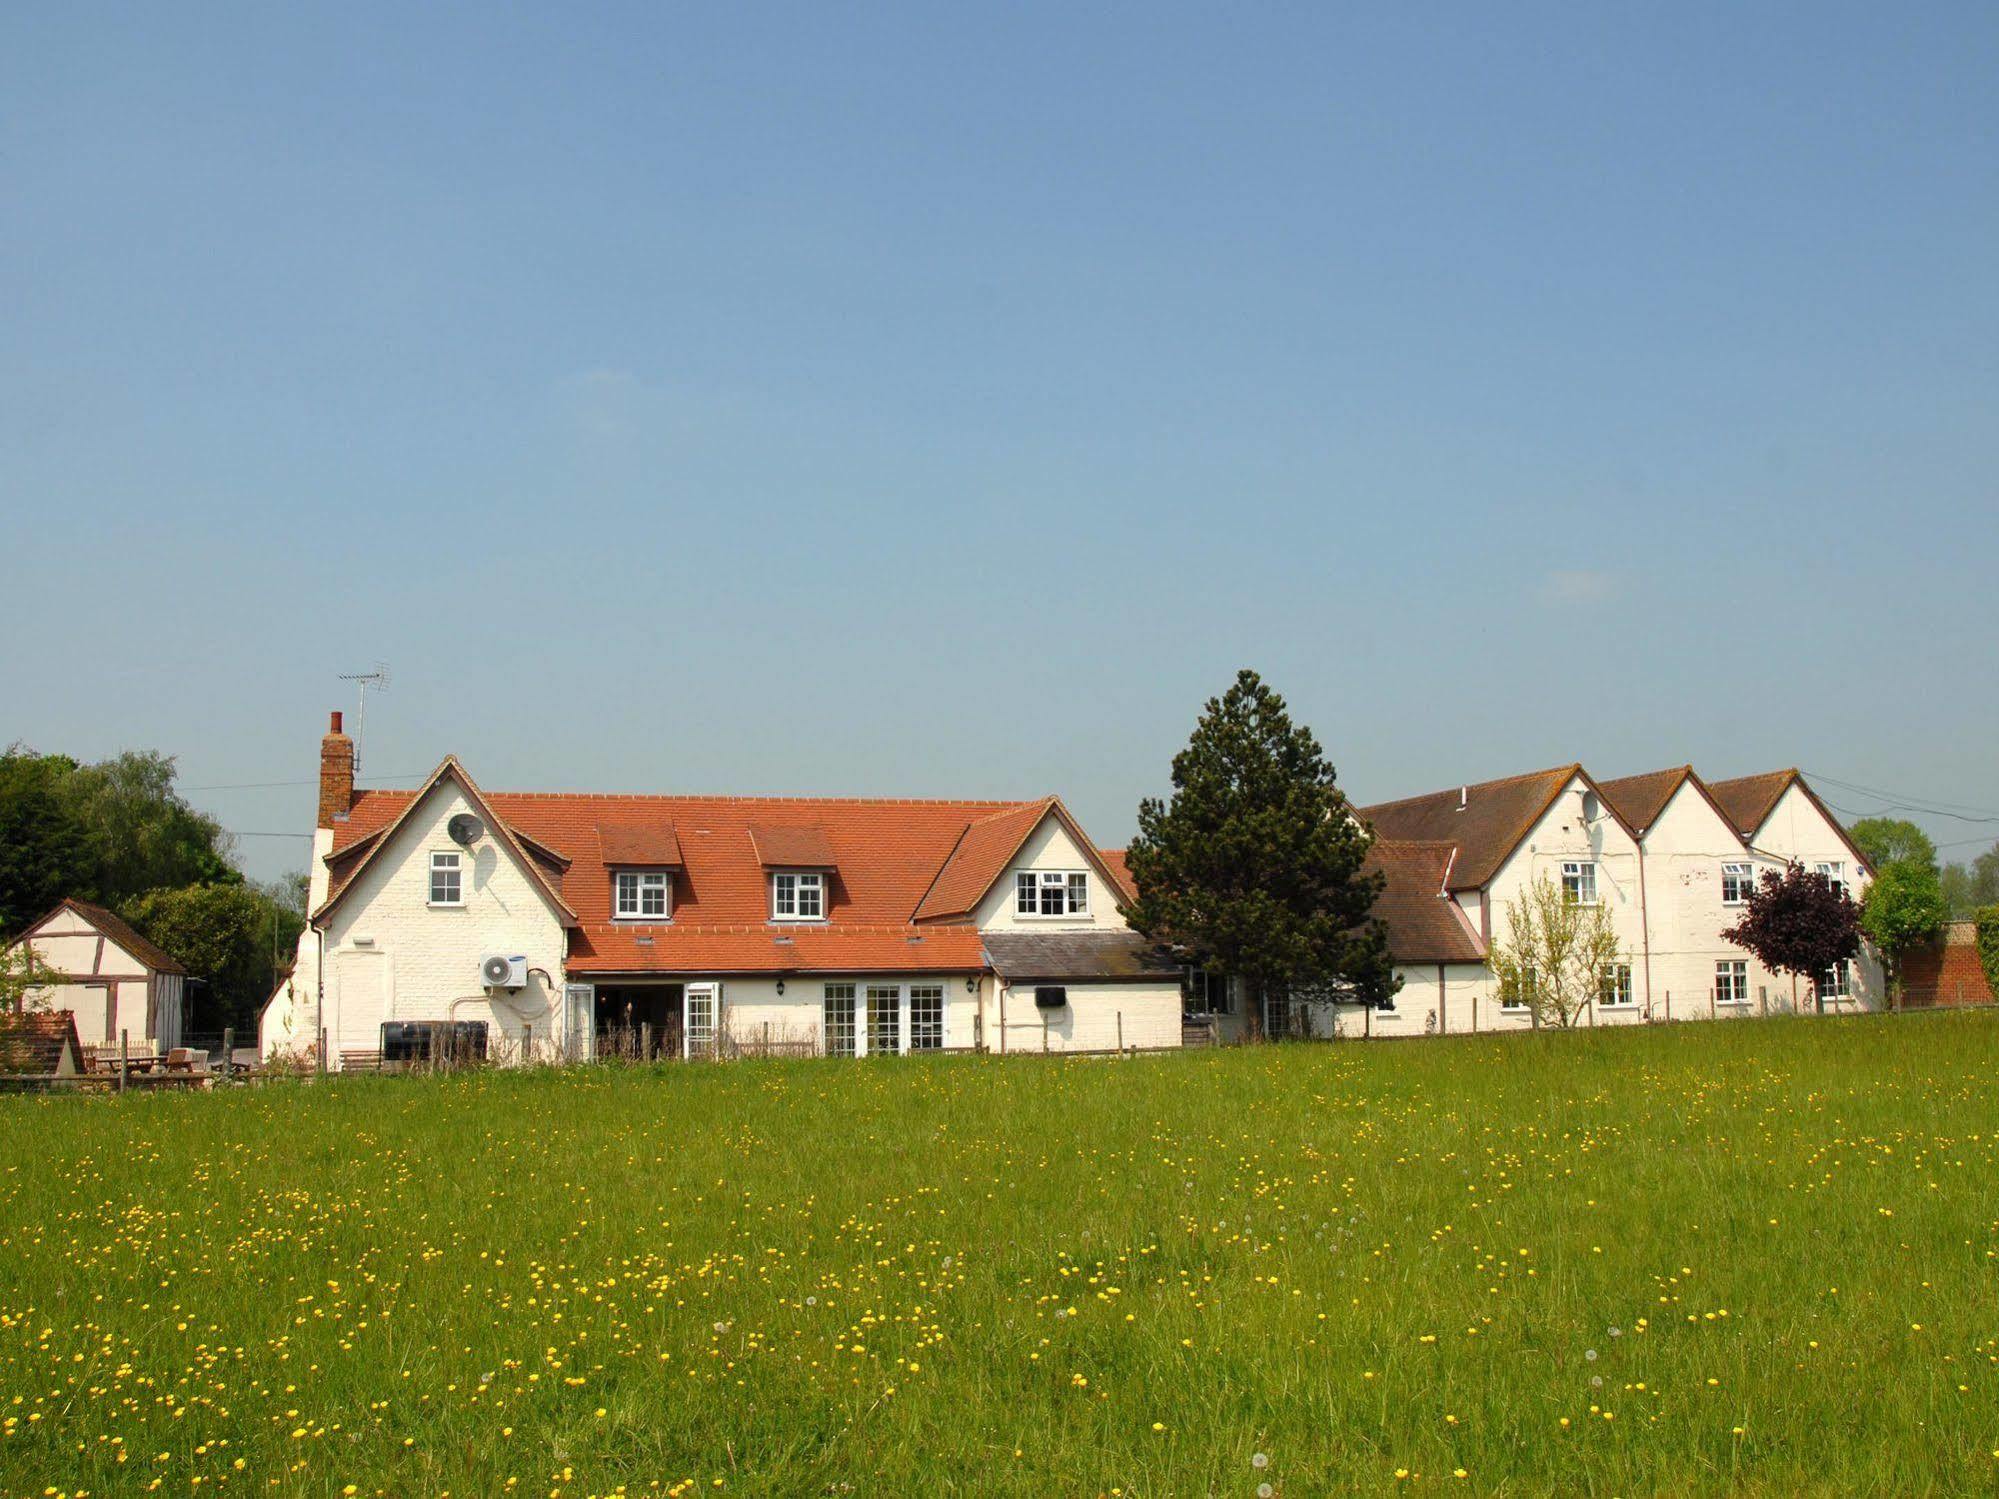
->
[1900,923,1994,1007]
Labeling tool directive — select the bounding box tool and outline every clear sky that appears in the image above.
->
[4,3,1995,883]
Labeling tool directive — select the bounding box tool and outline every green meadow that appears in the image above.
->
[2,1012,1996,1497]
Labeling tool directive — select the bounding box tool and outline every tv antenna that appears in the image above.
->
[336,663,391,775]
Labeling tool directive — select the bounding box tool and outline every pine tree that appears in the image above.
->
[1124,670,1395,1033]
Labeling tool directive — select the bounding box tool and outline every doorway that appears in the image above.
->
[595,984,684,1060]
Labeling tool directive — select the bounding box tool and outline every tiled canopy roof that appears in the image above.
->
[1364,841,1486,964]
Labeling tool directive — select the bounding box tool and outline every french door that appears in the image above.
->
[684,983,720,1059]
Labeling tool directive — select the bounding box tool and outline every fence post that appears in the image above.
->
[641,1021,651,1062]
[221,1027,233,1084]
[1042,1014,1049,1053]
[318,1028,328,1076]
[521,1024,532,1065]
[119,1030,129,1094]
[1116,1011,1124,1056]
[763,1020,770,1056]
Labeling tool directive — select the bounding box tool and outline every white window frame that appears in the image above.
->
[613,869,672,921]
[1721,862,1753,906]
[1716,959,1749,1006]
[1814,861,1848,899]
[1500,969,1536,1013]
[771,871,826,922]
[1599,963,1634,1008]
[428,851,463,908]
[1818,959,1851,1000]
[1561,860,1599,906]
[1182,966,1233,1016]
[907,983,946,1053]
[865,983,901,1054]
[1014,869,1089,919]
[822,982,857,1057]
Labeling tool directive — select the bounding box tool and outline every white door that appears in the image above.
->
[564,984,595,1061]
[336,951,388,1064]
[684,983,719,1059]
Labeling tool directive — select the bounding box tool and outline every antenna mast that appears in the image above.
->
[335,663,391,776]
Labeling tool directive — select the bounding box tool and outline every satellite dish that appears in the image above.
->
[1580,791,1600,822]
[448,813,485,847]
[480,954,514,988]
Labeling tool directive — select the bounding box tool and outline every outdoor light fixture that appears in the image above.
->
[775,979,786,995]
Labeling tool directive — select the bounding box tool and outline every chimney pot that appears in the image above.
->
[330,710,343,733]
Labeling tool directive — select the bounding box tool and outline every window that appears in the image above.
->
[1501,968,1536,1012]
[772,871,825,921]
[1182,967,1233,1016]
[908,985,944,1052]
[613,870,671,920]
[866,984,900,1054]
[1716,960,1749,1005]
[381,1020,487,1065]
[823,983,857,1057]
[1015,870,1089,918]
[1561,861,1598,905]
[1721,863,1754,905]
[428,851,463,906]
[1819,959,1851,999]
[1815,862,1848,899]
[1600,963,1634,1008]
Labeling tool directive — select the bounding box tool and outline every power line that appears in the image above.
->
[1804,770,1999,822]
[183,774,427,792]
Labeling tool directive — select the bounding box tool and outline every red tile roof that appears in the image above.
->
[598,823,683,867]
[747,823,836,868]
[325,780,1060,975]
[1098,849,1136,902]
[1365,841,1487,964]
[0,1011,84,1075]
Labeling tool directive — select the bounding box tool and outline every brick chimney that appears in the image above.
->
[317,711,354,827]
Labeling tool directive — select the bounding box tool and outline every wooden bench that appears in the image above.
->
[339,1050,382,1073]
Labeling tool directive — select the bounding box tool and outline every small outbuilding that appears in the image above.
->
[7,899,188,1055]
[0,1011,86,1077]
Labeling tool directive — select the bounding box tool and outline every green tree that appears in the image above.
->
[1492,874,1626,1028]
[1847,817,1937,874]
[125,883,267,1033]
[0,941,64,1015]
[1860,861,1948,1004]
[1940,845,1999,918]
[1124,670,1395,1034]
[0,748,95,934]
[1721,862,1861,1013]
[67,752,237,906]
[1975,906,1999,999]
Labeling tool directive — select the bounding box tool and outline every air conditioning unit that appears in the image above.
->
[480,953,528,991]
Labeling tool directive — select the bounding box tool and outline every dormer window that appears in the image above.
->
[1015,870,1088,918]
[613,869,671,921]
[772,871,825,922]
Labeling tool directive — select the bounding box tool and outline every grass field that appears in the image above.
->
[3,1013,1997,1497]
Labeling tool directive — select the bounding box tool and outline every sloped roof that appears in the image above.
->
[982,931,1180,983]
[316,759,579,927]
[1360,766,1592,891]
[1098,849,1136,902]
[326,783,1073,975]
[1365,841,1486,964]
[1707,770,1799,838]
[747,823,837,868]
[1706,769,1872,873]
[598,823,683,867]
[1596,766,1747,847]
[0,1011,84,1075]
[15,899,187,975]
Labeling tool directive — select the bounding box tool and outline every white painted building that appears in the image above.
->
[261,714,1181,1069]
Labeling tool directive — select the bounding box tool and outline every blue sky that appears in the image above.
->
[3,3,1995,882]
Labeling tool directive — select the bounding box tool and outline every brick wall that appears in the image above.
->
[1900,922,1994,1007]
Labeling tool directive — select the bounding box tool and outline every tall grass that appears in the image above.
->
[2,1012,1995,1495]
